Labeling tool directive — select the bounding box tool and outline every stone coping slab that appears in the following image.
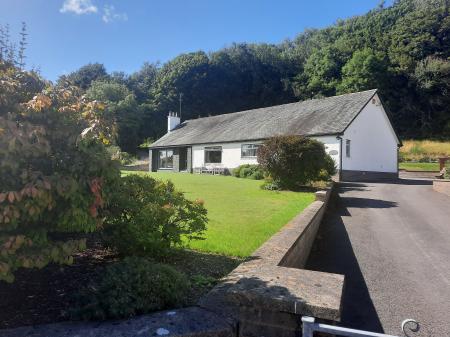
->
[227,266,344,321]
[432,179,450,197]
[0,307,234,337]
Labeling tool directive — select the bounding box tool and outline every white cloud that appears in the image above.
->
[102,5,128,23]
[60,0,98,15]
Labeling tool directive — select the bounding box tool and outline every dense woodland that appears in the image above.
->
[6,0,450,153]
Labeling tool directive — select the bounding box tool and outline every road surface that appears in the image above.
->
[306,179,450,337]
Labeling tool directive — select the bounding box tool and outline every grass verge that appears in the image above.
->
[399,162,440,171]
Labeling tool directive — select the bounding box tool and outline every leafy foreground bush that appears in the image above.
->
[257,135,336,190]
[0,61,120,282]
[72,257,189,320]
[104,175,207,257]
[232,164,265,180]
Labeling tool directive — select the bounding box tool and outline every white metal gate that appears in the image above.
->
[302,316,420,337]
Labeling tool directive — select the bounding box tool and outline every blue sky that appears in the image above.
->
[1,0,393,81]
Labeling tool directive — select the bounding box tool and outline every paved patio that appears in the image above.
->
[306,179,450,337]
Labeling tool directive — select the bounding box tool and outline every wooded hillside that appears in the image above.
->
[58,0,449,152]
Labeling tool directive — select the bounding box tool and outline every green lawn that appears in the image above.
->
[122,171,314,257]
[399,162,439,171]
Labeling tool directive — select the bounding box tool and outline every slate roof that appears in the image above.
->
[150,89,378,148]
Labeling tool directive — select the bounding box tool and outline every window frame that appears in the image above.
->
[204,146,222,164]
[345,139,351,158]
[241,144,261,158]
[158,149,174,169]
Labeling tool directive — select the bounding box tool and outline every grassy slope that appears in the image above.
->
[123,171,314,257]
[399,162,439,171]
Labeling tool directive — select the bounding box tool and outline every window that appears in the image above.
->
[204,146,222,164]
[241,144,261,157]
[345,139,351,158]
[159,149,174,169]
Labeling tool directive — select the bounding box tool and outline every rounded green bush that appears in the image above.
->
[233,164,265,180]
[72,257,190,320]
[240,167,252,178]
[104,175,207,258]
[257,135,336,189]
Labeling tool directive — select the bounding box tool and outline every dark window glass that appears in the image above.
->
[346,140,351,158]
[205,146,222,164]
[241,144,261,157]
[159,149,174,168]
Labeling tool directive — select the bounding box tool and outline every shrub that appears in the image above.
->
[0,61,120,282]
[444,167,450,179]
[257,135,336,189]
[104,175,207,257]
[72,257,189,320]
[233,164,265,180]
[106,146,137,165]
[260,179,282,191]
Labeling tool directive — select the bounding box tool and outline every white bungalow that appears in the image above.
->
[149,89,401,181]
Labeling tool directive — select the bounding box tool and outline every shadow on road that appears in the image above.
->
[305,193,384,333]
[340,179,432,186]
[340,197,397,209]
[388,178,433,186]
[339,182,370,194]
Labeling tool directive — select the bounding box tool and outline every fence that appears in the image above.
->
[302,316,420,337]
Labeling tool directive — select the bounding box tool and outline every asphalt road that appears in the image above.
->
[306,179,450,337]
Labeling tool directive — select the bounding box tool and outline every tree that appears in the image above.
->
[297,46,346,98]
[0,61,120,282]
[257,135,336,189]
[86,80,142,152]
[413,56,450,136]
[127,62,158,103]
[338,48,387,94]
[18,22,27,69]
[61,63,109,89]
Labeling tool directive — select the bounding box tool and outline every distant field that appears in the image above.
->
[400,140,450,162]
[399,162,439,172]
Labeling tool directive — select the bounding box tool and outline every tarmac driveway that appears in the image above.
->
[306,179,450,337]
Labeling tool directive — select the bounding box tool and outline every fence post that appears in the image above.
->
[301,316,315,337]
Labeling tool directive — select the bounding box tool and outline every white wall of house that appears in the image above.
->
[192,141,262,168]
[192,137,341,170]
[341,94,399,173]
[314,135,341,170]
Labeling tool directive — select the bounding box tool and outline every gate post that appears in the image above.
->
[301,316,315,337]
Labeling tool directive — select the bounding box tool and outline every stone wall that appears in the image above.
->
[433,179,450,197]
[0,307,234,337]
[186,147,192,173]
[200,185,344,337]
[172,148,180,172]
[120,163,149,172]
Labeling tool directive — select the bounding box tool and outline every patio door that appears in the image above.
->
[179,147,188,171]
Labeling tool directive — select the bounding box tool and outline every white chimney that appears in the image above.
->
[167,112,180,133]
